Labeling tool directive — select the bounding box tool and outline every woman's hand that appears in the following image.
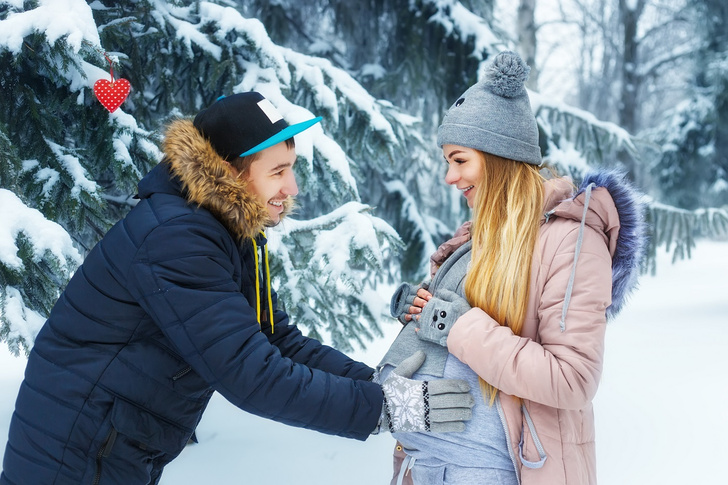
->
[406,287,432,322]
[390,283,432,325]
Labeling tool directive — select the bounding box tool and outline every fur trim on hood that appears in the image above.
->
[162,118,292,241]
[577,170,647,320]
[548,170,648,321]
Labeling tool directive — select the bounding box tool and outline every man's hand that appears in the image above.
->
[375,351,474,434]
[415,289,471,347]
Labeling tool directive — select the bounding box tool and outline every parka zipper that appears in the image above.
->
[92,427,118,485]
[172,366,192,381]
[496,395,522,485]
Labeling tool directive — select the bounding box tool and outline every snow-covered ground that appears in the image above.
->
[1,240,726,483]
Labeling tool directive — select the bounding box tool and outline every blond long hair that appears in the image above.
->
[464,152,544,404]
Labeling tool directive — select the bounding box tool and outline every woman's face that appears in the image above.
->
[442,144,484,208]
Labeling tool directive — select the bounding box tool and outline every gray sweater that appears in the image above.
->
[377,241,514,472]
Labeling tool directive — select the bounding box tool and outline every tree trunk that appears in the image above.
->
[703,0,728,205]
[518,0,539,90]
[618,0,645,134]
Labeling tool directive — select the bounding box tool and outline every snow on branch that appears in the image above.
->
[266,202,401,351]
[0,189,82,271]
[423,0,501,59]
[0,0,100,54]
[270,201,401,281]
[533,91,638,168]
[1,287,47,356]
[644,200,728,274]
[0,189,82,355]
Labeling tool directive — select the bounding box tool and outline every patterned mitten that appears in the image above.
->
[376,351,474,434]
[415,289,471,347]
[390,282,425,325]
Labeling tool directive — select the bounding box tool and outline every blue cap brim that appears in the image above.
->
[240,116,323,157]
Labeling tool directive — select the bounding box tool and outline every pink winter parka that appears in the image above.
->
[444,171,646,485]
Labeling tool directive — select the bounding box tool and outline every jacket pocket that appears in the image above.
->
[110,397,191,455]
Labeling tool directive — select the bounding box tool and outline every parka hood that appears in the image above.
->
[544,170,647,320]
[141,118,293,241]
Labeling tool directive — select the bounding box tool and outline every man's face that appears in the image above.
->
[239,141,298,224]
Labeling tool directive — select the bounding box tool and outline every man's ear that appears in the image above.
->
[223,160,243,179]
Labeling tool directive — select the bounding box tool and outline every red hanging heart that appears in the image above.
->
[93,78,131,113]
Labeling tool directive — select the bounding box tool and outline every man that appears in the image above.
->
[1,92,474,484]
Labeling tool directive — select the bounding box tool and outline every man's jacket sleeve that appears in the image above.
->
[264,292,375,381]
[126,217,382,440]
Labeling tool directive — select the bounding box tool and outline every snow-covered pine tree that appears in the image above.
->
[268,202,402,351]
[631,0,728,267]
[239,0,509,280]
[0,1,159,354]
[0,126,83,356]
[0,0,408,354]
[645,0,728,211]
[643,201,728,274]
[536,91,728,270]
[645,95,719,210]
[2,0,725,355]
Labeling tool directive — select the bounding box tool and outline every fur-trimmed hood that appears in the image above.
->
[545,169,647,320]
[144,118,293,241]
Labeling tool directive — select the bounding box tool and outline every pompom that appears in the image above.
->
[483,51,530,98]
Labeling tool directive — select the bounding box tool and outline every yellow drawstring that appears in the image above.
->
[251,238,261,322]
[251,232,275,334]
[263,238,274,334]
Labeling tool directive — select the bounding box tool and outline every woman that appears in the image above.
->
[378,51,646,484]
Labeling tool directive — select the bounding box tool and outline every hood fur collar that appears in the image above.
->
[548,170,647,320]
[162,119,292,241]
[576,170,647,319]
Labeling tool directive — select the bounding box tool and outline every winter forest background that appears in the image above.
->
[1,0,727,358]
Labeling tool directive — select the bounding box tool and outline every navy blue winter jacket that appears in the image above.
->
[1,119,383,485]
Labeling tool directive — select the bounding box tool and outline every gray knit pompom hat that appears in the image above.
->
[437,51,541,165]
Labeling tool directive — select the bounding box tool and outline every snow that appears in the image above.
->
[1,239,726,483]
[531,91,635,153]
[154,0,222,60]
[291,49,398,145]
[199,2,288,80]
[383,180,439,264]
[269,202,399,283]
[45,140,99,198]
[0,189,82,355]
[0,189,82,270]
[426,0,502,59]
[360,63,387,80]
[0,287,46,357]
[545,138,590,173]
[0,0,99,54]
